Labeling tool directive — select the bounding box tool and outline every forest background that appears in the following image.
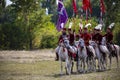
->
[0,0,120,50]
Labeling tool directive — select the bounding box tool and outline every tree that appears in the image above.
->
[104,0,120,45]
[0,0,56,50]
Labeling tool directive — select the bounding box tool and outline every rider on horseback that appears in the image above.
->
[104,27,113,44]
[68,28,75,46]
[92,24,103,53]
[104,23,116,56]
[55,28,68,61]
[67,27,78,61]
[81,23,92,56]
[92,24,103,45]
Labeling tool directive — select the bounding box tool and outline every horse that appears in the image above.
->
[99,37,111,70]
[89,40,104,71]
[77,38,88,73]
[55,38,72,75]
[63,37,78,73]
[102,37,120,69]
[87,44,96,72]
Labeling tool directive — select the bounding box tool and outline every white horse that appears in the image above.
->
[89,40,104,71]
[63,38,78,73]
[77,38,88,73]
[87,44,96,72]
[102,37,120,69]
[55,38,72,75]
[99,37,111,70]
[76,38,96,73]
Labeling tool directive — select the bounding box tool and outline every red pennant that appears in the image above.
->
[72,0,78,14]
[82,0,92,14]
[100,0,105,13]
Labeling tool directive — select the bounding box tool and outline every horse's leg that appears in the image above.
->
[66,57,72,75]
[102,54,108,70]
[59,57,63,74]
[60,60,63,75]
[65,59,68,75]
[76,52,80,73]
[83,58,86,73]
[92,57,96,72]
[103,56,106,70]
[91,57,95,72]
[80,59,83,72]
[78,58,82,73]
[94,59,97,71]
[105,55,108,70]
[109,55,112,70]
[98,58,101,71]
[70,59,74,73]
[76,58,79,72]
[67,58,72,74]
[87,57,90,72]
[116,54,119,69]
[58,48,63,75]
[100,56,104,71]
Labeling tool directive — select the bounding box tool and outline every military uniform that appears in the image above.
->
[92,33,103,45]
[56,28,67,61]
[81,33,91,46]
[104,28,115,55]
[82,27,92,57]
[68,33,74,45]
[68,29,75,45]
[58,28,67,43]
[104,32,113,44]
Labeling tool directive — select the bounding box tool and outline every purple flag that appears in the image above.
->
[56,0,68,31]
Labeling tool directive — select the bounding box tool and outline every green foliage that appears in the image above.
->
[65,16,98,34]
[113,23,120,45]
[104,0,120,45]
[0,0,58,50]
[0,23,27,50]
[40,23,59,49]
[0,0,120,50]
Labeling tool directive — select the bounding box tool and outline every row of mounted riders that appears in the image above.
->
[55,26,120,75]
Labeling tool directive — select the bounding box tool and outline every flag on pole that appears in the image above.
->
[82,0,92,13]
[99,0,105,24]
[82,0,92,22]
[72,0,78,15]
[56,0,68,31]
[100,0,105,13]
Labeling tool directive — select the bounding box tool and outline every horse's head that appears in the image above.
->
[79,38,85,49]
[89,40,97,48]
[59,39,64,46]
[63,37,70,49]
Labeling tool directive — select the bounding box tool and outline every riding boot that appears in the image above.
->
[55,52,59,61]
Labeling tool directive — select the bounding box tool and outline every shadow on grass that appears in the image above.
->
[44,72,80,78]
[44,69,112,78]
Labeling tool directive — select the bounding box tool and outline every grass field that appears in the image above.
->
[0,50,120,80]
